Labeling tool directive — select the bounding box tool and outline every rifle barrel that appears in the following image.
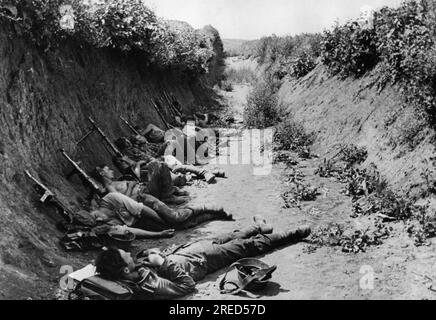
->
[59,149,102,194]
[151,102,170,131]
[88,117,123,157]
[119,116,139,136]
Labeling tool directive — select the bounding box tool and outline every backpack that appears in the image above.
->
[60,231,104,252]
[69,276,133,300]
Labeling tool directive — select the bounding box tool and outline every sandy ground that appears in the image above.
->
[51,58,436,300]
[164,76,436,300]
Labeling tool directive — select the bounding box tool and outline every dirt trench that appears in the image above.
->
[157,78,436,300]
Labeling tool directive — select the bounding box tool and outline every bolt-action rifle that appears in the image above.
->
[24,170,74,223]
[59,149,105,198]
[119,116,140,136]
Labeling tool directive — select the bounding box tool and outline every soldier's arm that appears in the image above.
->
[137,258,196,299]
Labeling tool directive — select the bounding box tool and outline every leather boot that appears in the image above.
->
[211,169,225,178]
[274,226,311,245]
[204,172,216,184]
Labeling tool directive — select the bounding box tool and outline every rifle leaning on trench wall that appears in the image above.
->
[59,149,106,199]
[24,170,75,224]
[151,100,188,139]
[86,117,140,181]
[163,91,183,118]
[119,116,140,136]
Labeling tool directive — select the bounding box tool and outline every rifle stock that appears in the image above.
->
[24,170,74,223]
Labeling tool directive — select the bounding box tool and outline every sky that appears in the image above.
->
[143,0,404,39]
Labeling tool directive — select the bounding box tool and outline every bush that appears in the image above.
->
[374,0,436,123]
[243,79,281,128]
[223,66,257,84]
[321,21,378,78]
[320,0,436,124]
[220,80,233,92]
[0,0,216,75]
[338,144,368,166]
[254,33,322,81]
[274,119,315,151]
[289,51,317,78]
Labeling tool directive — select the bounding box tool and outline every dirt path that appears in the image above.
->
[56,57,436,300]
[168,75,436,300]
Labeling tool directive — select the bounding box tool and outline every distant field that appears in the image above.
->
[222,39,259,57]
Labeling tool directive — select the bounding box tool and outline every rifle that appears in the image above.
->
[119,116,140,136]
[88,117,140,181]
[24,170,74,223]
[151,100,171,131]
[163,91,182,117]
[152,100,189,139]
[88,117,123,157]
[59,149,105,198]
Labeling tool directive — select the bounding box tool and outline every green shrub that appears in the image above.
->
[274,119,315,151]
[338,144,368,166]
[223,66,257,84]
[0,0,216,75]
[254,33,322,81]
[289,51,317,78]
[243,79,281,128]
[220,80,233,92]
[374,0,436,123]
[320,0,436,124]
[321,21,378,78]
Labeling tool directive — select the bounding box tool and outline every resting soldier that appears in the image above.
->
[95,216,311,299]
[89,192,233,238]
[92,165,230,223]
[115,137,224,184]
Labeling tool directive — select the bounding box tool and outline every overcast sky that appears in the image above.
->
[143,0,403,39]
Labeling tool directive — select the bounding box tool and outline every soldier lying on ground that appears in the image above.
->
[139,124,167,144]
[101,155,188,204]
[95,216,311,299]
[89,192,233,238]
[115,137,224,184]
[92,165,228,222]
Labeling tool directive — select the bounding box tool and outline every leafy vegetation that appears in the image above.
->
[321,21,378,78]
[223,66,257,84]
[320,0,436,124]
[338,144,368,166]
[255,33,322,80]
[274,119,315,152]
[243,78,282,128]
[307,222,392,254]
[0,0,221,75]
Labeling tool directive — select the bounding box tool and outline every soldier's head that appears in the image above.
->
[95,247,136,280]
[89,209,110,223]
[115,137,132,150]
[92,165,115,183]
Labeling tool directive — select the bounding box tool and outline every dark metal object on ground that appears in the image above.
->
[219,258,277,296]
[24,170,74,223]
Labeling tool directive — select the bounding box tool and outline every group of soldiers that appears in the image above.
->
[27,97,312,300]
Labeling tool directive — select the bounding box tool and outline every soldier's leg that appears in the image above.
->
[204,226,311,273]
[138,193,193,225]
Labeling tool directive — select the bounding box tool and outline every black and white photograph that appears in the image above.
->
[0,0,435,305]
